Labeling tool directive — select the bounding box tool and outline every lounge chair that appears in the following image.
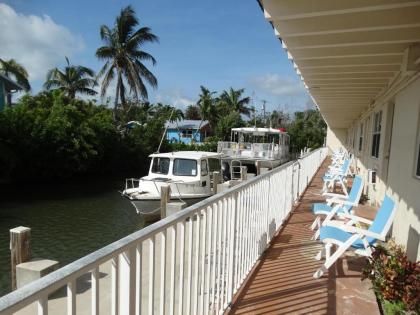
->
[322,158,351,195]
[313,195,396,279]
[311,175,364,239]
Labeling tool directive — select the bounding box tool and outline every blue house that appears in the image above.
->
[165,120,210,144]
[0,74,23,110]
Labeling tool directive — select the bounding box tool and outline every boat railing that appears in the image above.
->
[0,147,328,315]
[218,141,282,160]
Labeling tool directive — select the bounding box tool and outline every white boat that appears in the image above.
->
[217,127,290,178]
[122,151,222,220]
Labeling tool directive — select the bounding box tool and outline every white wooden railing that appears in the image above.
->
[0,147,328,315]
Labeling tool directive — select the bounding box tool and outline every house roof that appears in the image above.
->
[0,74,24,91]
[165,119,209,130]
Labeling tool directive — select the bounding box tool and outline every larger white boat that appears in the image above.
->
[122,151,222,220]
[218,127,290,178]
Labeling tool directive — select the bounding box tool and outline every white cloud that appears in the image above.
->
[0,4,84,82]
[250,73,307,97]
[155,89,195,108]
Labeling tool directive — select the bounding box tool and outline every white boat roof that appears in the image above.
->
[149,151,222,160]
[231,127,286,134]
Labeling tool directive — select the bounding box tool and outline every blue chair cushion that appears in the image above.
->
[312,203,346,215]
[320,226,367,249]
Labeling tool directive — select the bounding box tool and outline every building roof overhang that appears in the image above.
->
[259,0,420,128]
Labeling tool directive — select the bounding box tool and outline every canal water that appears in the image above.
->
[0,179,147,297]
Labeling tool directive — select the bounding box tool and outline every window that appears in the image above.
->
[151,157,170,175]
[358,123,364,152]
[173,159,197,176]
[208,158,221,173]
[371,111,382,158]
[201,160,208,176]
[181,130,193,138]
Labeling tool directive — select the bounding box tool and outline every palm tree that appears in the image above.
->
[0,58,31,92]
[197,86,217,129]
[96,5,158,110]
[44,57,97,99]
[219,87,251,117]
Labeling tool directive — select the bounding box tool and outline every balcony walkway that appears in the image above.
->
[229,159,380,315]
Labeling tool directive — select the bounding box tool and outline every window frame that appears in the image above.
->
[172,158,198,177]
[151,157,171,175]
[358,122,364,152]
[371,111,382,159]
[200,159,209,176]
[415,107,420,179]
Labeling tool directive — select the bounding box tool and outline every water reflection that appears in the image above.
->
[0,179,145,296]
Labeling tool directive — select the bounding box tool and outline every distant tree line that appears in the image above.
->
[0,5,326,183]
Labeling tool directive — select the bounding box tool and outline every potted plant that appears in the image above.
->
[362,240,419,314]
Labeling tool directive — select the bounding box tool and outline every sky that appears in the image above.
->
[0,0,313,113]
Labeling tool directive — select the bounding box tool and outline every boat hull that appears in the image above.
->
[128,196,210,221]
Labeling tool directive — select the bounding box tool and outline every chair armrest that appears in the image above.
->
[340,213,373,225]
[323,192,348,199]
[324,220,383,240]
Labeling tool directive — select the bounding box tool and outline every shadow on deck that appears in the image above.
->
[229,159,380,315]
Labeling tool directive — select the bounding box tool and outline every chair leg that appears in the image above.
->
[313,266,327,279]
[315,247,325,260]
[311,216,320,230]
[312,229,320,241]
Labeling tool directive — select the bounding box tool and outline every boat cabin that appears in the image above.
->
[217,127,290,162]
[146,151,222,188]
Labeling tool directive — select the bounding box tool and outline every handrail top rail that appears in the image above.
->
[0,147,326,312]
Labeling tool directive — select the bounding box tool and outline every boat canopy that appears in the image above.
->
[231,127,286,135]
[149,151,222,160]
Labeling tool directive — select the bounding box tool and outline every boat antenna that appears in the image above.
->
[262,100,267,127]
[252,91,256,128]
[156,107,175,153]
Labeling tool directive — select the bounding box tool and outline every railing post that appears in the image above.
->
[10,226,31,290]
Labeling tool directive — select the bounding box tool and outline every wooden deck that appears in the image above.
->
[229,159,380,315]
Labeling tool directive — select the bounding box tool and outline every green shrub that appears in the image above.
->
[362,240,420,314]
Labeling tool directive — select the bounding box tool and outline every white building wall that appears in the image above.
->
[326,127,346,153]
[386,77,420,261]
[344,77,420,261]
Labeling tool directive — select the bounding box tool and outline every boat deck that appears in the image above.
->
[228,159,380,315]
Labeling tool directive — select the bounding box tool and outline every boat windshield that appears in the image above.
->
[151,157,170,175]
[173,159,197,176]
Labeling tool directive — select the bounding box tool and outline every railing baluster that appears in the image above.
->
[186,215,194,315]
[169,226,176,315]
[111,257,118,315]
[178,221,185,315]
[119,246,136,315]
[148,237,155,315]
[210,203,218,313]
[199,210,207,314]
[204,206,212,315]
[91,267,99,315]
[37,296,48,315]
[193,212,201,314]
[67,280,76,315]
[220,199,227,313]
[159,230,166,315]
[214,199,223,314]
[135,245,142,315]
